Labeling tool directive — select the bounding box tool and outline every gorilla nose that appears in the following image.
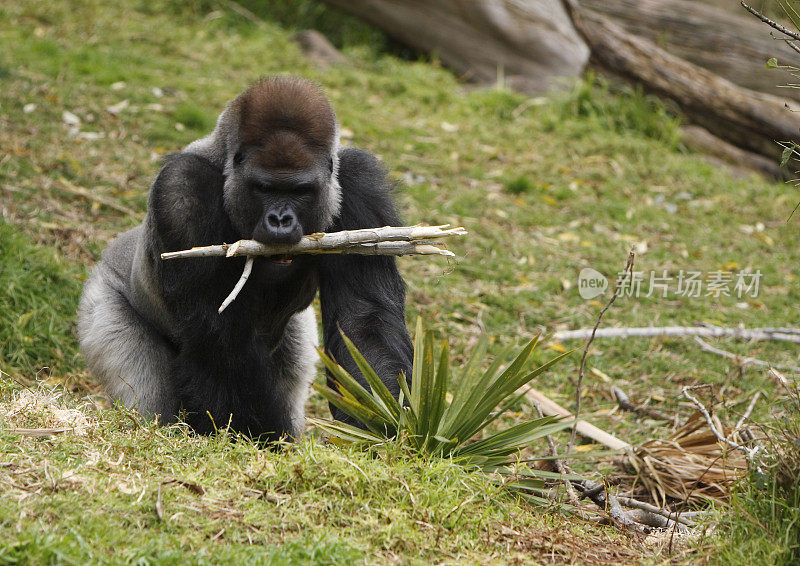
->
[267,210,295,230]
[256,206,302,244]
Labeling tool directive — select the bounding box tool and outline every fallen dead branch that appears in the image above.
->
[161,225,467,313]
[614,496,694,527]
[612,387,672,422]
[526,389,631,451]
[534,402,692,533]
[693,336,800,373]
[681,386,759,461]
[573,479,651,537]
[553,325,800,344]
[568,247,636,459]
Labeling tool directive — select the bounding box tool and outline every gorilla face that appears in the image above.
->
[218,76,340,270]
[228,148,329,242]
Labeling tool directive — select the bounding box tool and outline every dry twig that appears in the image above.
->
[532,401,579,505]
[693,336,800,373]
[612,387,672,422]
[741,2,800,42]
[681,386,759,462]
[567,248,635,459]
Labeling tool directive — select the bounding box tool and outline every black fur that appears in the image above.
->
[144,148,411,437]
[318,149,413,423]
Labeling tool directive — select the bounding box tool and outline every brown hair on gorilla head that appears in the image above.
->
[234,76,337,172]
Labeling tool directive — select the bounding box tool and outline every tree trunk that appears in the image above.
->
[323,0,589,93]
[580,0,799,100]
[564,1,800,161]
[323,0,800,163]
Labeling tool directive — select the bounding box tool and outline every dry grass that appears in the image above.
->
[627,413,749,507]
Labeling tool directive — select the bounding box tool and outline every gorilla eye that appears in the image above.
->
[233,150,244,166]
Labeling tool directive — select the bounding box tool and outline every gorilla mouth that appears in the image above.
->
[269,254,294,265]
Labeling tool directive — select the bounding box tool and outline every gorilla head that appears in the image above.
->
[215,77,342,251]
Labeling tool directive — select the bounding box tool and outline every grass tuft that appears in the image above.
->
[711,388,800,564]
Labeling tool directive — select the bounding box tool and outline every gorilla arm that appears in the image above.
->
[317,148,414,423]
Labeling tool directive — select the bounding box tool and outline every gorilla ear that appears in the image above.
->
[233,149,244,166]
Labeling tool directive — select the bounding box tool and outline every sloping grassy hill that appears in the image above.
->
[2,0,798,563]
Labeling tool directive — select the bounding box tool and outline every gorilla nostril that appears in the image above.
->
[267,213,281,228]
[259,208,299,244]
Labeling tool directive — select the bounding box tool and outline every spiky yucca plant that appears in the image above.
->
[309,319,573,488]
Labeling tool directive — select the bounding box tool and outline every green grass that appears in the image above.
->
[709,393,800,565]
[0,223,83,376]
[1,0,799,562]
[0,387,642,564]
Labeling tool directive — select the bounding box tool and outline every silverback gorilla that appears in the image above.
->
[78,77,413,440]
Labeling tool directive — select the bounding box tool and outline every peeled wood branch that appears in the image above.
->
[161,226,466,314]
[161,225,466,260]
[553,326,800,344]
[218,257,254,314]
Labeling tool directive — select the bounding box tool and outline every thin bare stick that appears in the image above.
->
[218,257,253,314]
[566,248,635,460]
[734,392,761,433]
[681,386,759,461]
[769,367,797,394]
[554,326,800,344]
[786,40,800,56]
[220,0,265,25]
[611,387,671,421]
[693,336,800,373]
[742,2,800,42]
[161,225,467,260]
[533,401,579,505]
